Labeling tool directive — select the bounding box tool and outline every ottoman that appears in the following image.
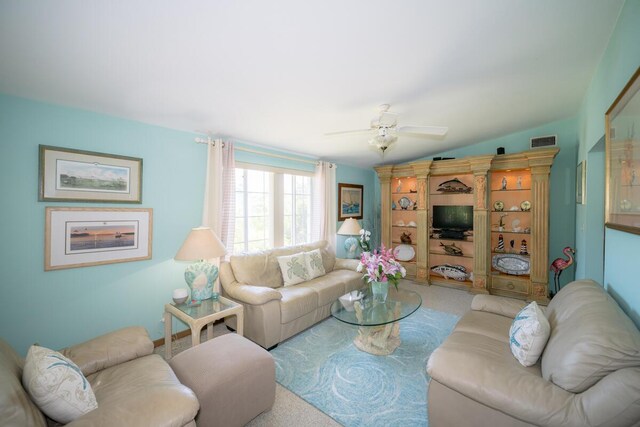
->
[169,333,275,427]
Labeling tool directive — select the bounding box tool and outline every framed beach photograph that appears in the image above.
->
[45,207,152,271]
[605,66,640,235]
[39,145,143,203]
[338,183,364,220]
[576,160,586,204]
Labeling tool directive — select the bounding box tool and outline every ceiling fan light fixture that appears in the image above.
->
[368,132,398,152]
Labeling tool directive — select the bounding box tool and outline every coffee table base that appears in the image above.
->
[353,301,402,355]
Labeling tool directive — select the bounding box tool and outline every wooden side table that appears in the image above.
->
[164,296,244,359]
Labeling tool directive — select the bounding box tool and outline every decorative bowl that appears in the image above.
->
[172,288,189,305]
[339,291,363,311]
[393,244,415,261]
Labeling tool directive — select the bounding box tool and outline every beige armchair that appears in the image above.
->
[1,327,199,426]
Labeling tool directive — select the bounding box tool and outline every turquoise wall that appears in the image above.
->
[575,0,640,326]
[0,94,203,355]
[335,165,378,258]
[418,117,579,288]
[0,95,374,354]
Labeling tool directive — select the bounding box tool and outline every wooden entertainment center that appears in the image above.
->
[375,148,558,303]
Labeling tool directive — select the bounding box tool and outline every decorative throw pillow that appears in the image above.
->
[509,301,551,367]
[277,252,310,286]
[22,345,98,423]
[305,249,326,280]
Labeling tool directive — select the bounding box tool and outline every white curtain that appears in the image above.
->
[311,161,337,250]
[202,139,235,253]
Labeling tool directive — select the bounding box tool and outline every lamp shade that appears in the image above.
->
[337,218,362,236]
[175,227,226,261]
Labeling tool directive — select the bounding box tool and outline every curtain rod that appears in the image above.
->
[195,138,327,166]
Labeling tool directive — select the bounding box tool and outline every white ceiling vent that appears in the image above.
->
[530,135,557,149]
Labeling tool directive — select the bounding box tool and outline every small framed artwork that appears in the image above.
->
[576,160,586,204]
[338,183,364,220]
[39,145,143,203]
[45,207,153,271]
[605,66,640,234]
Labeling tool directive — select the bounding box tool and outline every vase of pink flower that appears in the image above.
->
[357,245,406,303]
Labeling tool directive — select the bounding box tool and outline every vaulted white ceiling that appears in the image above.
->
[0,0,624,167]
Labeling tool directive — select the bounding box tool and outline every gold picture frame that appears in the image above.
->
[576,160,586,204]
[45,207,153,271]
[39,145,143,203]
[605,66,640,235]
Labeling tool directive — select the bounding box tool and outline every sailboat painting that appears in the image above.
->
[338,183,364,220]
[67,222,137,254]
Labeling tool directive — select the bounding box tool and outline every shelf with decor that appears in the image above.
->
[427,172,476,290]
[488,149,558,303]
[376,148,558,297]
[388,174,419,278]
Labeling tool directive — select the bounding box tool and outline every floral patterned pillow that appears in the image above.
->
[304,249,326,280]
[277,252,310,286]
[22,345,98,423]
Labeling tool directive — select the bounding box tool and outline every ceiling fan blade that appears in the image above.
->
[398,125,449,136]
[324,128,372,136]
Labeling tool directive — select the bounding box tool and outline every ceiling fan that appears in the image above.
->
[326,104,448,154]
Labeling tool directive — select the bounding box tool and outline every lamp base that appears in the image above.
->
[184,261,219,301]
[344,236,359,259]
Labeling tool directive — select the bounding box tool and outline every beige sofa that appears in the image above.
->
[220,240,362,349]
[427,279,640,427]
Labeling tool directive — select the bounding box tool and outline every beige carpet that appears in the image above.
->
[155,280,474,426]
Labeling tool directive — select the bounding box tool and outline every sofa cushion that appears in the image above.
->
[541,280,640,393]
[298,272,348,306]
[22,345,98,423]
[83,354,199,425]
[453,310,512,344]
[427,330,575,426]
[0,339,46,427]
[509,302,550,367]
[277,286,319,323]
[305,249,326,279]
[277,252,310,286]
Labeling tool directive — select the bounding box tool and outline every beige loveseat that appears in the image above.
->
[427,280,640,427]
[220,240,362,349]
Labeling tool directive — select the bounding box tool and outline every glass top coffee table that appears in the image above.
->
[331,288,422,355]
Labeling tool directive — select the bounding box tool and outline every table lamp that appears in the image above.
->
[175,227,227,301]
[337,218,362,259]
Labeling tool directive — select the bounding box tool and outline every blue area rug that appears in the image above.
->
[271,307,459,427]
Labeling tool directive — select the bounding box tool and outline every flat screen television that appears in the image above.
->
[432,205,473,231]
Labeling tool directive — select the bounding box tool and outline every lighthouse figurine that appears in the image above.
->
[495,234,505,252]
[520,239,529,255]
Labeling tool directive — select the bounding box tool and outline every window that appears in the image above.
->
[283,174,312,246]
[234,165,312,253]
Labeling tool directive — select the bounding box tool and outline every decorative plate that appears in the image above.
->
[398,197,411,210]
[493,201,504,211]
[393,244,415,261]
[520,200,531,211]
[492,254,530,275]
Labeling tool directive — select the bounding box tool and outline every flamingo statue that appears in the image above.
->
[550,246,575,296]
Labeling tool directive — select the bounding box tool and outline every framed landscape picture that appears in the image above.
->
[39,145,143,203]
[45,207,152,271]
[338,183,363,220]
[605,66,640,235]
